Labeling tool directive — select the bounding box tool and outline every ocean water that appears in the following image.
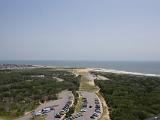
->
[0,60,160,75]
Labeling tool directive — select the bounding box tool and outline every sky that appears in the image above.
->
[0,0,160,61]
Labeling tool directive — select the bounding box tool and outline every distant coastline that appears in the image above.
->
[0,60,160,75]
[91,68,160,77]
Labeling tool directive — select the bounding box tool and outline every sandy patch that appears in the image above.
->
[53,77,64,82]
[97,75,110,80]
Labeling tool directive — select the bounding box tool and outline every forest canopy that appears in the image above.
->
[0,68,80,118]
[93,72,160,120]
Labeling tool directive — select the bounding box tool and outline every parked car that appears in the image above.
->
[42,108,51,114]
[55,113,61,118]
[81,108,87,112]
[93,112,99,117]
[35,111,42,116]
[90,115,95,119]
[95,109,101,113]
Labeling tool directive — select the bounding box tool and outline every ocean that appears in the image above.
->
[0,60,160,75]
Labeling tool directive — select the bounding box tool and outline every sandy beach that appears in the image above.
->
[91,68,160,77]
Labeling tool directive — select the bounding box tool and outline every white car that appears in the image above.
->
[35,111,42,116]
[43,107,51,111]
[81,108,87,112]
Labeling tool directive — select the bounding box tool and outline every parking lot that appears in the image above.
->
[16,90,73,120]
[79,91,102,120]
[65,91,102,120]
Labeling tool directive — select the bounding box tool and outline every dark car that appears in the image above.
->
[89,105,92,108]
[90,115,95,119]
[55,113,61,118]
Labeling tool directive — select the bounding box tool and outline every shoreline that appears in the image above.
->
[1,63,160,77]
[91,68,160,77]
[32,65,160,77]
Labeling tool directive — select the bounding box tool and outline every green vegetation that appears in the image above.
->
[0,68,80,119]
[93,72,160,120]
[74,92,83,113]
[66,91,79,118]
[79,76,98,92]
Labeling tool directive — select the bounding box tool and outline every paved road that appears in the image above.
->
[16,91,73,120]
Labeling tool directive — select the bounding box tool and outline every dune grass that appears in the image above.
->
[79,76,98,92]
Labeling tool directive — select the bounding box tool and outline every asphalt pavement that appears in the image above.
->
[16,91,73,120]
[73,91,102,120]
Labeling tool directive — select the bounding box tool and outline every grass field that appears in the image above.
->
[79,76,98,92]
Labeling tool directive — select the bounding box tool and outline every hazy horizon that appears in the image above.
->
[1,60,160,62]
[1,0,160,61]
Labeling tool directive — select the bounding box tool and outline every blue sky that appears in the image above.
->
[0,0,160,61]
